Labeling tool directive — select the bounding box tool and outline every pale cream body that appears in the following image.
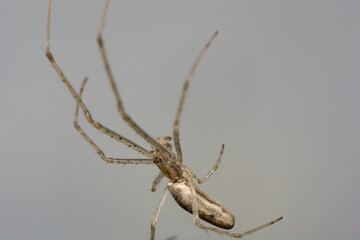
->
[168,179,235,229]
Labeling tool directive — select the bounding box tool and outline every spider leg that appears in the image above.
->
[194,214,283,238]
[197,144,224,183]
[151,187,168,240]
[73,77,153,164]
[188,175,283,238]
[173,31,218,164]
[184,144,224,184]
[152,172,165,192]
[46,0,154,159]
[97,0,169,154]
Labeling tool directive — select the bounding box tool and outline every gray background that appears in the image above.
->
[1,0,359,240]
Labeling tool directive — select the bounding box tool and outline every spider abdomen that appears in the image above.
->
[168,180,235,229]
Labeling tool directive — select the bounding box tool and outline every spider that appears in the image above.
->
[45,0,282,239]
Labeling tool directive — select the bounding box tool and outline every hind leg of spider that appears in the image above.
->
[151,188,168,240]
[73,78,153,165]
[96,0,168,154]
[187,175,283,238]
[172,31,218,164]
[194,215,283,238]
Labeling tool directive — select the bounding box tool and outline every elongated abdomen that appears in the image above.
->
[168,180,235,229]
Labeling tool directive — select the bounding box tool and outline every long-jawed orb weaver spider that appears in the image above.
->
[45,0,283,239]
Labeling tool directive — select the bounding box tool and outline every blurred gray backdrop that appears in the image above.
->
[1,0,359,240]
